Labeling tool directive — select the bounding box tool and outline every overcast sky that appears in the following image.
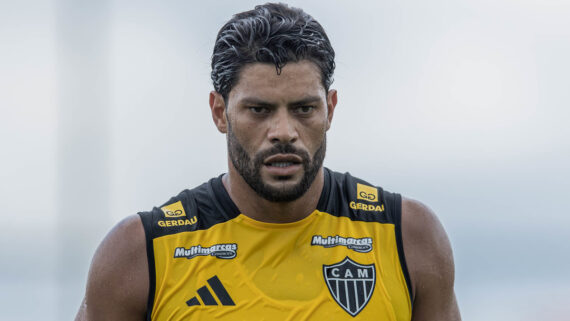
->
[1,0,569,320]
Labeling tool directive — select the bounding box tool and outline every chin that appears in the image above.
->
[262,172,303,186]
[256,177,308,203]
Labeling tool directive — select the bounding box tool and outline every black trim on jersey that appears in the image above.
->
[315,166,331,210]
[137,212,156,321]
[210,174,241,219]
[393,193,414,304]
[139,176,241,240]
[317,168,394,224]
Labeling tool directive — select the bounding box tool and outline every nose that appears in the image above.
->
[267,108,298,144]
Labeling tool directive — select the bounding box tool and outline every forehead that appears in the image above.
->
[228,60,325,104]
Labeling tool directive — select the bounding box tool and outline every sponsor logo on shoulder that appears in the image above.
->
[349,201,385,212]
[174,243,237,259]
[351,183,384,212]
[311,235,373,253]
[158,217,197,228]
[158,200,197,227]
[357,183,378,202]
[161,201,186,218]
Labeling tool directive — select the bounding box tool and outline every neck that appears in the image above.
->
[222,165,324,223]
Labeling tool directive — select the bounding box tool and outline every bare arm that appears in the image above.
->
[75,215,149,321]
[402,198,461,321]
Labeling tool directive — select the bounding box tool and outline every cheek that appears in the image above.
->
[302,120,328,148]
[232,111,261,132]
[231,120,265,152]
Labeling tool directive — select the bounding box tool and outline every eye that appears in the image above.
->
[249,106,270,114]
[294,106,314,115]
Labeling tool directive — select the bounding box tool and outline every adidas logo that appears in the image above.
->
[186,275,235,306]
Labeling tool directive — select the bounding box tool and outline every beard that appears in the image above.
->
[227,123,326,203]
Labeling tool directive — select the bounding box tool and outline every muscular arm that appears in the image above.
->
[75,215,149,321]
[402,198,461,321]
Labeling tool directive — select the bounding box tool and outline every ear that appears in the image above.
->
[325,89,338,131]
[209,91,228,133]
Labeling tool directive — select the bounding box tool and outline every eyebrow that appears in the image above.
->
[239,96,322,107]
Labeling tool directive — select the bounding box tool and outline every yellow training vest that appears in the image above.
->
[139,168,412,320]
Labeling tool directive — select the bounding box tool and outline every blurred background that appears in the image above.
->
[1,0,569,320]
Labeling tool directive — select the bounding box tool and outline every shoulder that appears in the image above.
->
[401,197,460,319]
[77,215,148,320]
[93,214,148,271]
[401,198,454,297]
[88,215,148,292]
[401,198,451,252]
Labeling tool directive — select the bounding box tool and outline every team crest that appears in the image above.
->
[323,257,376,316]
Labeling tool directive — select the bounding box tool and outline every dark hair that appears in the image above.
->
[211,3,335,101]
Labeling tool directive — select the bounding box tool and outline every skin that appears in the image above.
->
[209,61,336,223]
[403,198,461,320]
[75,215,148,321]
[75,60,460,320]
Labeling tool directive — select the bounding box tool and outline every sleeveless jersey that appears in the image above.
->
[138,168,413,320]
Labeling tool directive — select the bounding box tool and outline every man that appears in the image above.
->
[76,3,460,320]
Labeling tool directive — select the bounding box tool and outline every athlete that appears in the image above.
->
[76,3,460,321]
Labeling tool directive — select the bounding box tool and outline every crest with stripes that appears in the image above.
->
[323,257,376,316]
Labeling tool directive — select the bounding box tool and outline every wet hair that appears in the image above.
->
[211,3,335,101]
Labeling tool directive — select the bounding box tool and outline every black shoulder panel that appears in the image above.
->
[317,168,400,224]
[138,175,240,241]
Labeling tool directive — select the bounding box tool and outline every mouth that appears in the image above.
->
[264,154,303,166]
[267,162,296,168]
[263,154,303,176]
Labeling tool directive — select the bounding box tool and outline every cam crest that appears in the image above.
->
[323,257,376,316]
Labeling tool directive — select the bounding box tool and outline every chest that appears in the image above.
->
[149,215,411,320]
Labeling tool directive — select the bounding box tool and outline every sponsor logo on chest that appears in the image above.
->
[174,243,237,259]
[311,235,373,253]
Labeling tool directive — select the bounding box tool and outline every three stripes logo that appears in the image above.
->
[186,275,235,307]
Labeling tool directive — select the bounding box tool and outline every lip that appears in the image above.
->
[263,153,303,165]
[263,154,303,176]
[264,163,302,176]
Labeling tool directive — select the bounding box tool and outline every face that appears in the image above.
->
[212,60,337,202]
